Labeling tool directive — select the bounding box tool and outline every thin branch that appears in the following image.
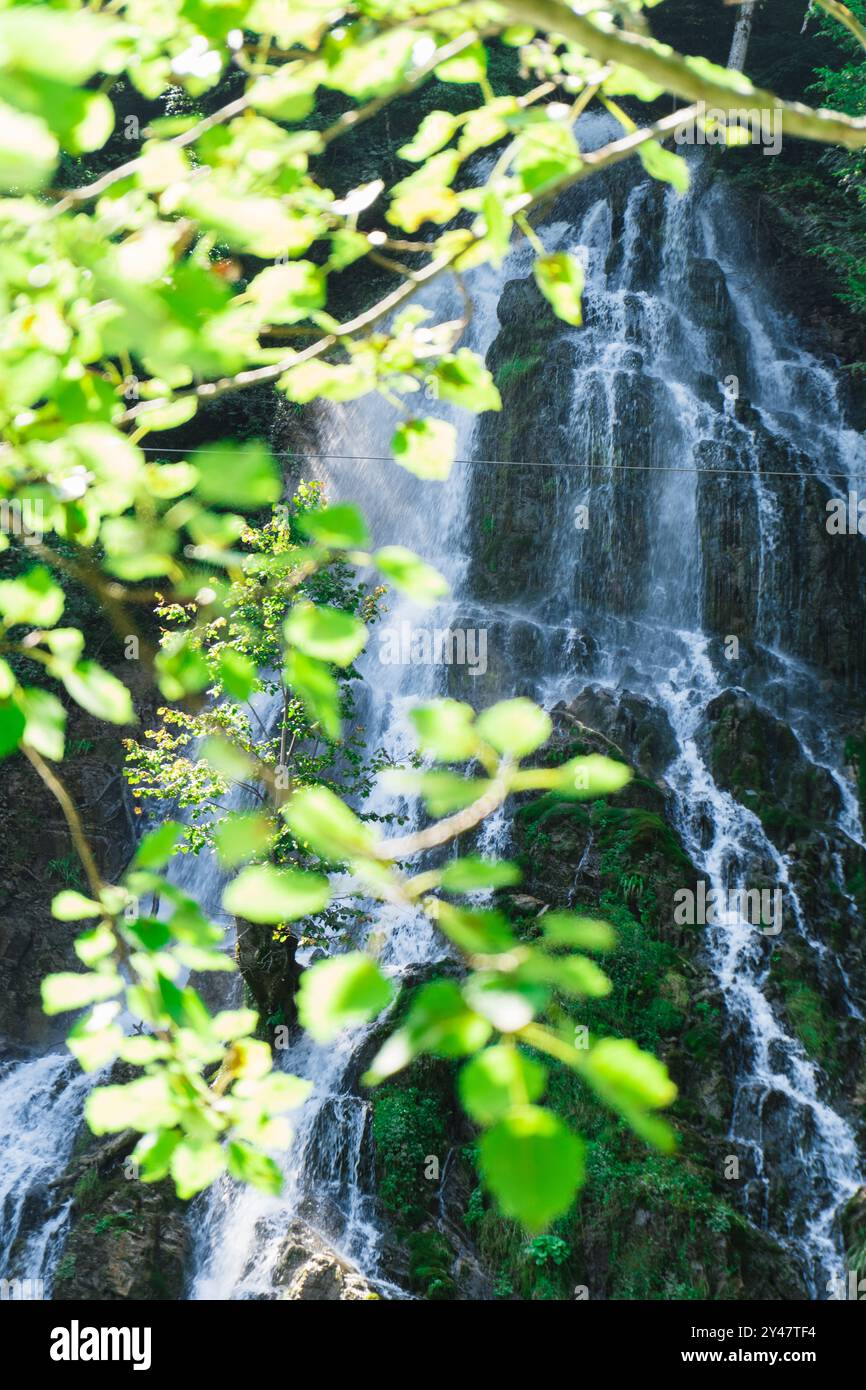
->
[23,745,106,904]
[50,95,250,216]
[375,768,511,860]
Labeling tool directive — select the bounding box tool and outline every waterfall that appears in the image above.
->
[1,116,862,1299]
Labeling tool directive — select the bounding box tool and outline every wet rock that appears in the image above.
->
[273,1221,379,1301]
[699,689,842,844]
[551,684,678,780]
[52,1136,187,1301]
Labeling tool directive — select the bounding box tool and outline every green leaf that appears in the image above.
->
[226,1140,284,1195]
[41,970,122,1015]
[170,1139,227,1199]
[437,904,515,955]
[534,252,584,328]
[66,1006,122,1072]
[3,73,114,154]
[539,913,616,951]
[0,566,64,627]
[283,786,376,864]
[476,698,551,758]
[61,661,134,725]
[638,139,690,192]
[133,821,184,870]
[479,1105,584,1231]
[280,359,374,404]
[0,101,57,190]
[183,183,312,258]
[603,64,665,102]
[553,754,633,799]
[363,979,491,1083]
[244,261,325,324]
[222,864,330,924]
[464,974,546,1031]
[324,29,418,100]
[212,1008,259,1041]
[232,1071,312,1110]
[154,634,211,701]
[298,504,370,550]
[132,1129,182,1184]
[392,418,456,480]
[284,649,342,741]
[584,1037,678,1111]
[51,890,101,922]
[373,546,449,603]
[399,110,460,162]
[284,601,367,667]
[195,441,281,509]
[0,701,25,759]
[213,814,272,869]
[409,699,477,761]
[386,769,490,817]
[218,649,258,702]
[441,857,522,892]
[518,950,611,999]
[16,686,65,760]
[248,60,322,122]
[459,1045,546,1126]
[431,349,501,413]
[435,40,487,85]
[297,951,393,1042]
[0,8,128,85]
[73,924,117,967]
[513,120,581,195]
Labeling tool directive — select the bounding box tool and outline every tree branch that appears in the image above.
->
[23,745,106,904]
[505,0,866,148]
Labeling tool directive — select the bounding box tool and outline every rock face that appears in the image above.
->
[273,1220,379,1300]
[699,688,842,846]
[552,685,678,781]
[51,1134,187,1301]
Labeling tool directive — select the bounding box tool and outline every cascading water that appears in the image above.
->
[187,120,865,1297]
[1,116,863,1299]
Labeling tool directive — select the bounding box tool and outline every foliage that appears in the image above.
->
[0,0,861,1226]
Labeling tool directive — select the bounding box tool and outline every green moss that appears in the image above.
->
[72,1166,105,1211]
[777,976,839,1073]
[372,1081,447,1228]
[844,734,866,820]
[494,353,542,391]
[407,1230,456,1300]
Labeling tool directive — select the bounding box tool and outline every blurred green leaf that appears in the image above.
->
[297,951,393,1042]
[222,864,331,923]
[459,1044,547,1126]
[479,1105,584,1231]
